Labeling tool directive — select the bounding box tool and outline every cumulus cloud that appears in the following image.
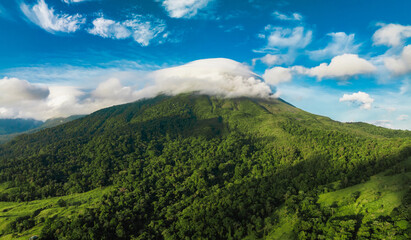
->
[262,67,292,85]
[21,0,85,33]
[44,85,86,114]
[384,45,411,75]
[273,11,302,21]
[160,0,212,18]
[309,32,360,60]
[45,79,139,118]
[0,107,16,119]
[0,77,49,105]
[92,78,137,103]
[0,78,142,120]
[373,23,411,47]
[88,16,166,46]
[257,54,376,85]
[339,91,374,110]
[303,54,377,80]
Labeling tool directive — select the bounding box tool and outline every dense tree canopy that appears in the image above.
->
[0,94,410,239]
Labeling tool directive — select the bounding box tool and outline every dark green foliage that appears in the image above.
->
[285,191,411,240]
[57,199,67,207]
[5,215,35,234]
[0,94,410,239]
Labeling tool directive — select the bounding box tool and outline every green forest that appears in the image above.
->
[0,94,410,239]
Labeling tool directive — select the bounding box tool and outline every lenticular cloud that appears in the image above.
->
[140,58,274,98]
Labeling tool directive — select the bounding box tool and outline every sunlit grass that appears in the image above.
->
[0,187,112,239]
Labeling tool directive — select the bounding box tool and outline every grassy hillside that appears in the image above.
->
[267,157,411,239]
[0,94,410,239]
[0,187,112,240]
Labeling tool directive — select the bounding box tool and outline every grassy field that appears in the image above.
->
[264,206,298,240]
[0,187,112,239]
[318,157,411,221]
[266,157,411,239]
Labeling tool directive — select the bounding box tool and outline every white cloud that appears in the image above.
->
[256,26,312,64]
[309,32,360,60]
[339,91,374,110]
[0,58,276,120]
[0,78,142,120]
[2,63,411,130]
[62,0,89,3]
[1,63,156,92]
[264,26,312,49]
[88,16,166,46]
[373,23,411,47]
[252,54,286,66]
[21,0,85,33]
[161,0,212,18]
[304,54,377,80]
[262,67,292,85]
[44,85,86,114]
[273,11,302,21]
[142,58,273,98]
[397,114,408,121]
[384,45,411,75]
[43,78,143,119]
[277,83,411,130]
[256,54,376,85]
[253,53,297,66]
[372,120,392,128]
[88,18,131,39]
[259,54,279,65]
[92,78,136,103]
[0,107,16,119]
[0,77,49,105]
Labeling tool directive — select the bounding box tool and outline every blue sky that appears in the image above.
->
[0,0,410,129]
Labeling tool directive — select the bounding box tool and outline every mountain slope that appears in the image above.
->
[0,115,84,144]
[0,94,410,239]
